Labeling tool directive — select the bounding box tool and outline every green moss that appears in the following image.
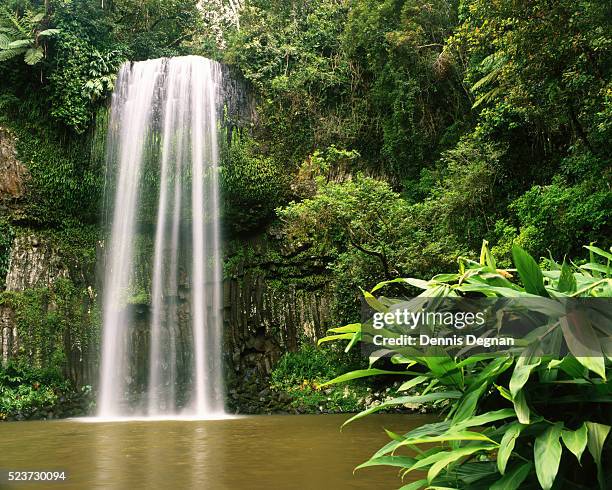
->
[220,128,289,234]
[0,220,14,289]
[0,278,100,373]
[5,119,104,226]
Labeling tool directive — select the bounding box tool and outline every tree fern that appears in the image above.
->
[0,6,59,66]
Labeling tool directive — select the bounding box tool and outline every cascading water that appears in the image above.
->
[98,56,224,418]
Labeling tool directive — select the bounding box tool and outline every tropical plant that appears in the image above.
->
[319,242,611,489]
[0,6,59,65]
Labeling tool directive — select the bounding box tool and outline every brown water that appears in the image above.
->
[0,414,433,489]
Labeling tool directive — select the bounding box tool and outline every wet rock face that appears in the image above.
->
[4,235,70,292]
[0,127,29,213]
[0,232,99,386]
[221,233,337,413]
[218,64,256,129]
[0,306,17,367]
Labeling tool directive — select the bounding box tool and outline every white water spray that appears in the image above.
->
[98,56,224,418]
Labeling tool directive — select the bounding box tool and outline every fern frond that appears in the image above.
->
[0,7,29,38]
[0,47,24,61]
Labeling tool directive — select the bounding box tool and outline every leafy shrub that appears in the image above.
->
[271,344,363,388]
[0,362,69,419]
[510,176,612,258]
[5,120,104,224]
[49,33,125,133]
[0,277,99,377]
[270,344,368,412]
[321,242,611,489]
[220,130,288,233]
[277,174,462,322]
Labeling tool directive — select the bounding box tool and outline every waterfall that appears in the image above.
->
[98,56,224,418]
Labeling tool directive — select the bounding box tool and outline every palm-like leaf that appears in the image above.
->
[0,6,58,66]
[319,241,611,489]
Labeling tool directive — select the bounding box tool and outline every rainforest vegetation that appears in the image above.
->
[0,0,610,488]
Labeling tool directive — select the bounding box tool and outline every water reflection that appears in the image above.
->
[0,414,434,489]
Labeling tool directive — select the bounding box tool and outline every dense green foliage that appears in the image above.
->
[1,0,202,131]
[0,273,98,419]
[220,129,289,233]
[0,219,13,288]
[205,0,612,327]
[0,362,68,420]
[0,0,609,438]
[0,277,99,373]
[2,0,609,261]
[321,243,611,489]
[270,344,370,412]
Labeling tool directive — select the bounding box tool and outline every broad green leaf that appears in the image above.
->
[453,461,499,484]
[383,428,405,442]
[547,357,586,379]
[418,284,450,298]
[317,332,354,345]
[431,273,460,283]
[326,323,360,334]
[370,277,428,293]
[354,455,416,471]
[401,449,452,474]
[580,263,612,275]
[466,356,514,390]
[480,240,497,271]
[344,329,360,352]
[373,422,452,458]
[512,390,530,424]
[512,246,548,297]
[457,284,531,298]
[452,383,487,424]
[570,278,612,297]
[509,359,541,398]
[398,375,429,391]
[452,408,517,432]
[361,288,389,312]
[559,314,606,379]
[586,422,611,489]
[561,423,588,463]
[490,462,532,490]
[319,368,413,387]
[405,278,431,290]
[496,385,512,401]
[557,261,577,293]
[424,354,464,389]
[534,424,562,489]
[398,480,428,490]
[391,353,420,365]
[584,245,612,262]
[497,422,525,474]
[427,445,497,483]
[400,430,497,446]
[342,392,462,427]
